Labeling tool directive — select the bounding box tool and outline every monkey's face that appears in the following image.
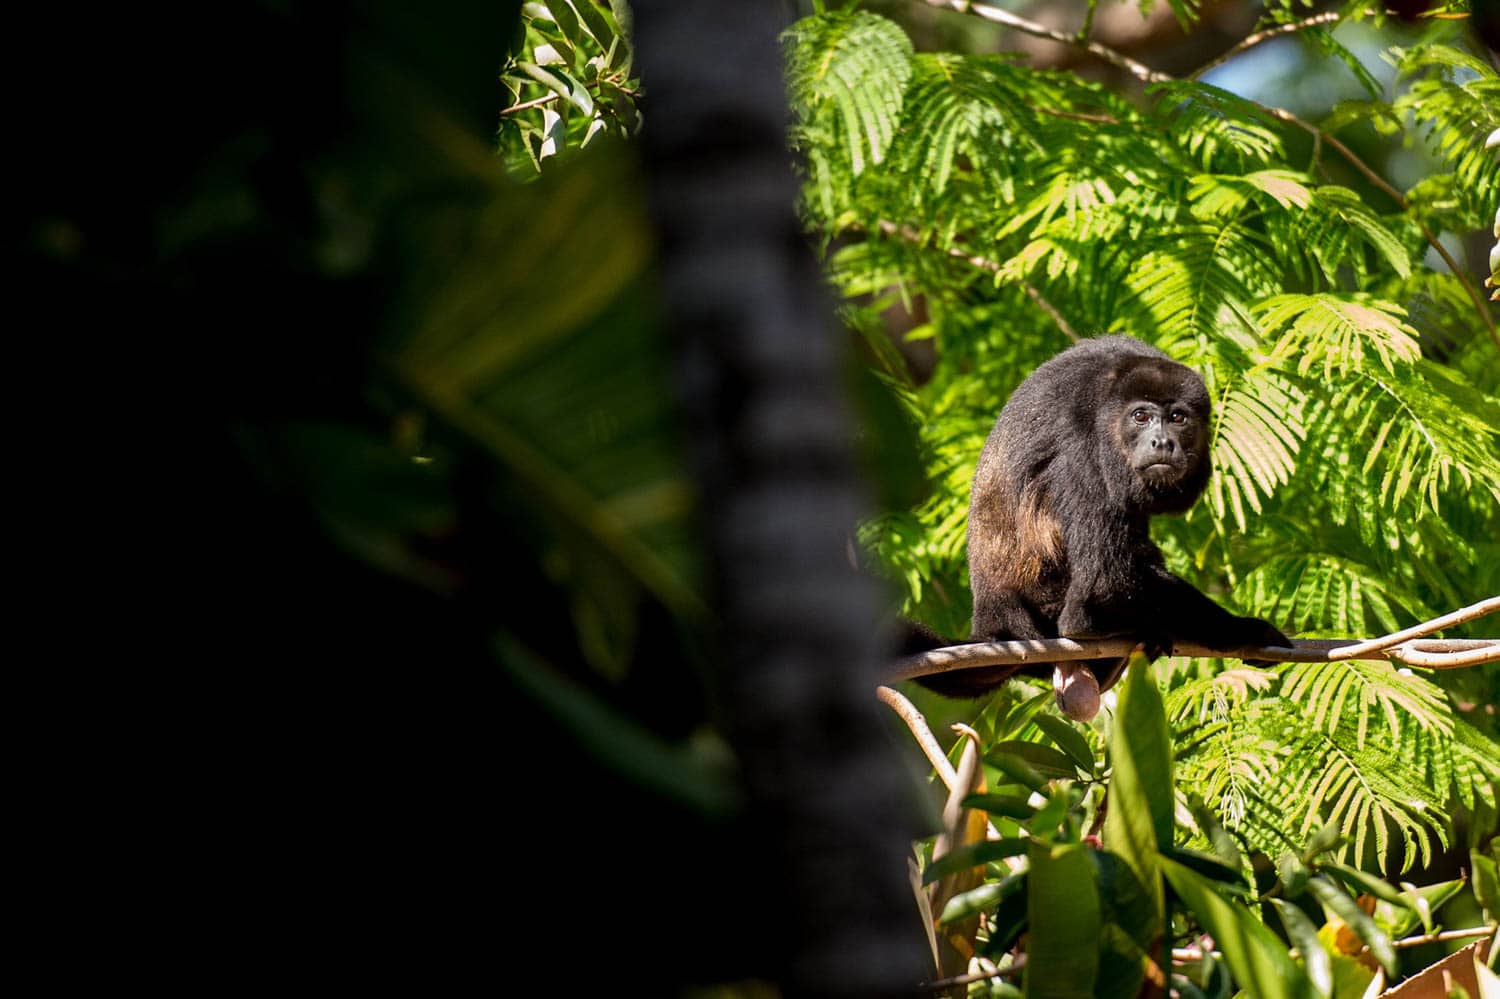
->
[1111,362,1211,512]
[1120,401,1204,479]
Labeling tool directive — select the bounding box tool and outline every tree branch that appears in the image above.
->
[876,685,1011,847]
[1325,595,1500,660]
[919,0,1169,83]
[890,630,1500,685]
[1021,282,1080,341]
[500,91,561,115]
[1390,925,1496,949]
[1192,11,1342,81]
[877,684,959,789]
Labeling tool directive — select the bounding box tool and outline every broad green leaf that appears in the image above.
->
[1272,899,1334,999]
[1103,663,1171,939]
[962,792,1038,820]
[989,749,1048,792]
[923,838,1030,885]
[989,740,1081,781]
[1161,855,1318,999]
[1164,845,1246,888]
[1323,863,1407,907]
[1025,840,1100,999]
[1187,792,1244,874]
[1307,875,1397,977]
[1279,850,1310,898]
[1034,714,1097,773]
[1472,849,1499,917]
[941,868,1026,925]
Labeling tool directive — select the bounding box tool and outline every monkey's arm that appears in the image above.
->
[1146,566,1290,652]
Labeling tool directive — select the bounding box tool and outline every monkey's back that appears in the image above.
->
[966,337,1184,633]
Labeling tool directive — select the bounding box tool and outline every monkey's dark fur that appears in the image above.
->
[917,336,1289,698]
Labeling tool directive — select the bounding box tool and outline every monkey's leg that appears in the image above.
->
[977,590,1115,721]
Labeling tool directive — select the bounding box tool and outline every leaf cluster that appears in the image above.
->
[785,5,1500,879]
[500,1,639,176]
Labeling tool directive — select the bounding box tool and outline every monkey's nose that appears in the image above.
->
[1150,437,1175,453]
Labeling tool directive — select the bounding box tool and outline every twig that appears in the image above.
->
[877,686,1010,848]
[871,220,1080,339]
[500,92,562,115]
[1022,283,1080,341]
[934,724,984,859]
[1390,925,1496,949]
[1034,106,1120,124]
[878,685,960,790]
[1192,12,1342,81]
[891,634,1500,685]
[919,0,1169,84]
[920,955,1027,991]
[1326,595,1500,660]
[1396,643,1500,668]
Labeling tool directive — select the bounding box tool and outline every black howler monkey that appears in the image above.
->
[916,336,1289,717]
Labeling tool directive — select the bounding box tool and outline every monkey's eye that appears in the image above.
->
[1131,408,1151,425]
[1168,410,1187,424]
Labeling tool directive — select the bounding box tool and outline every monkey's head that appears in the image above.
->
[1107,357,1212,514]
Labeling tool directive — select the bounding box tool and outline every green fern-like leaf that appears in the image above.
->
[1237,551,1434,637]
[1280,660,1453,746]
[1392,43,1500,227]
[1253,294,1420,377]
[784,10,913,176]
[1208,369,1306,529]
[887,54,1043,217]
[1149,80,1285,171]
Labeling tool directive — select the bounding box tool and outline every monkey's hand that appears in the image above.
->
[1229,616,1291,667]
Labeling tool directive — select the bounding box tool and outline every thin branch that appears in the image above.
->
[1390,925,1496,949]
[1192,12,1342,80]
[891,634,1500,685]
[934,724,984,859]
[500,92,562,115]
[919,0,1169,83]
[1022,282,1080,341]
[1326,595,1500,660]
[920,956,1026,991]
[878,685,960,789]
[878,686,1010,848]
[1397,643,1500,668]
[1034,105,1120,124]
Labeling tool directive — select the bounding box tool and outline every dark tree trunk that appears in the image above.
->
[631,4,931,996]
